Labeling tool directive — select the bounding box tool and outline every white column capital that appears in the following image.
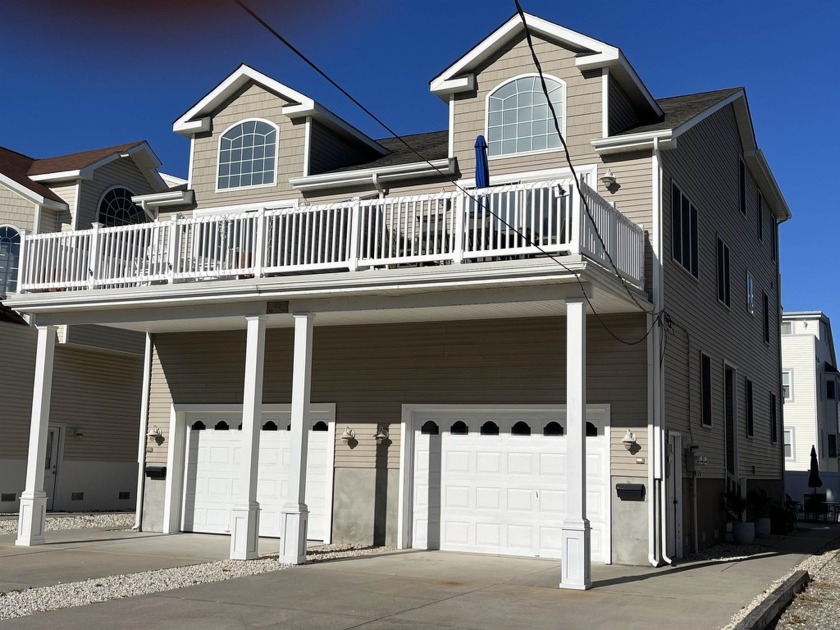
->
[292,312,316,321]
[245,314,268,323]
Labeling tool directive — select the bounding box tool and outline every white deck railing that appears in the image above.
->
[17,179,645,293]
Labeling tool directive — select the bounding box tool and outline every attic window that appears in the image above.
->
[218,119,278,190]
[98,187,146,227]
[487,75,565,157]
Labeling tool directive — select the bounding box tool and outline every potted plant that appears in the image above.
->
[747,489,773,538]
[724,490,754,545]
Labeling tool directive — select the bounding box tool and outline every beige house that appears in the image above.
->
[7,13,789,587]
[0,142,170,512]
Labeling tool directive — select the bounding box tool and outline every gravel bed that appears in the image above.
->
[0,513,134,536]
[0,543,390,620]
[769,543,840,629]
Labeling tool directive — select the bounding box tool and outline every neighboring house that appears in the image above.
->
[7,13,789,588]
[781,312,840,500]
[0,142,173,512]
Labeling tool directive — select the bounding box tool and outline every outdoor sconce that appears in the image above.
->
[599,169,617,188]
[622,430,638,451]
[147,426,163,439]
[70,427,83,437]
[553,184,567,198]
[373,426,389,445]
[341,426,355,443]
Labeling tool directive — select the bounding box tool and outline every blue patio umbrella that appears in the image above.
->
[474,135,489,189]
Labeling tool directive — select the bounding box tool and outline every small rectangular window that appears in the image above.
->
[745,378,754,437]
[782,370,792,401]
[763,292,770,343]
[829,435,838,459]
[828,380,836,400]
[781,321,792,335]
[771,220,778,262]
[672,183,699,278]
[739,158,747,216]
[757,194,764,242]
[701,353,712,426]
[770,393,778,443]
[746,271,755,315]
[717,238,731,307]
[784,429,793,458]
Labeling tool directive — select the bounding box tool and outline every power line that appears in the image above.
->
[233,0,658,346]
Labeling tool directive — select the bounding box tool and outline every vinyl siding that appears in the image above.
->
[0,184,37,232]
[0,323,143,463]
[48,183,76,232]
[76,159,157,229]
[608,76,641,136]
[781,334,817,470]
[308,121,375,175]
[610,426,648,476]
[190,83,306,209]
[147,315,648,471]
[661,104,783,480]
[64,324,145,355]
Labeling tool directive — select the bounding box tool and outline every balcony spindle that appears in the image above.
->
[88,223,102,289]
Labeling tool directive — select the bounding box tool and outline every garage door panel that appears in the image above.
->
[476,452,501,473]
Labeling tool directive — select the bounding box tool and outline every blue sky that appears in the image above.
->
[2,0,837,319]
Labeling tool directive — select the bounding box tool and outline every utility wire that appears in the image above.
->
[234,0,659,346]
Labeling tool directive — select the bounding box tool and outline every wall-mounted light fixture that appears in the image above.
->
[341,426,355,442]
[622,429,638,451]
[599,169,617,188]
[70,427,83,437]
[147,426,163,439]
[373,426,389,445]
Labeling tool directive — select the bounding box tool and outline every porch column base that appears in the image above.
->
[280,503,309,565]
[229,502,260,560]
[16,491,48,547]
[559,519,592,590]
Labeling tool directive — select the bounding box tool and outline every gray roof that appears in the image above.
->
[616,87,742,135]
[326,131,449,173]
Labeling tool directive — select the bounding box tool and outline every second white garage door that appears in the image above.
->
[182,405,335,540]
[407,405,610,562]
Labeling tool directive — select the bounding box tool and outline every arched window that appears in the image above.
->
[214,421,230,431]
[480,421,499,436]
[512,421,531,436]
[543,421,564,436]
[586,422,598,437]
[421,421,439,435]
[450,421,469,435]
[98,187,146,227]
[262,421,278,431]
[487,75,565,157]
[191,420,206,431]
[218,120,278,190]
[0,226,21,295]
[312,421,328,432]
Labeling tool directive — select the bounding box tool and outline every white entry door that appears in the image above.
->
[409,405,610,562]
[182,406,334,540]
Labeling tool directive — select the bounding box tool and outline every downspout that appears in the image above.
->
[371,172,385,198]
[133,333,153,530]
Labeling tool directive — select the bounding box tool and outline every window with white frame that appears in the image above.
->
[487,75,564,157]
[746,271,755,315]
[0,225,21,295]
[717,237,731,307]
[781,321,792,335]
[218,120,278,190]
[784,429,793,459]
[98,187,146,227]
[672,183,699,278]
[782,370,792,401]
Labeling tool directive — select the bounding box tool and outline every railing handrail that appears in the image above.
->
[18,179,645,293]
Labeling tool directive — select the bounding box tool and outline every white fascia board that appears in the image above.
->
[160,173,188,187]
[177,118,212,135]
[173,64,314,136]
[131,189,194,209]
[29,170,83,182]
[431,76,476,97]
[0,173,68,210]
[290,158,454,192]
[591,130,673,154]
[430,12,612,99]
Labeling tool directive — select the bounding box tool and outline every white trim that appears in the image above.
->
[215,118,280,194]
[164,402,336,539]
[290,158,455,192]
[160,173,187,188]
[0,173,67,211]
[29,170,83,182]
[784,427,795,461]
[187,138,196,190]
[192,199,297,217]
[302,116,312,178]
[458,164,596,189]
[397,403,610,562]
[72,180,81,231]
[782,369,793,402]
[601,68,610,138]
[132,190,194,215]
[485,73,567,160]
[134,333,152,530]
[32,204,41,236]
[448,95,455,159]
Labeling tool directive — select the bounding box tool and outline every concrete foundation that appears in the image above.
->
[610,476,649,565]
[141,477,165,532]
[332,467,399,546]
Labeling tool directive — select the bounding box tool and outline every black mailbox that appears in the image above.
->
[145,465,167,480]
[616,483,645,501]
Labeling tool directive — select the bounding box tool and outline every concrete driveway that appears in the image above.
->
[2,524,838,629]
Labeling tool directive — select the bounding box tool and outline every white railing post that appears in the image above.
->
[15,229,27,293]
[88,223,102,289]
[166,214,180,284]
[253,208,266,278]
[347,198,361,272]
[569,182,582,256]
[452,193,465,263]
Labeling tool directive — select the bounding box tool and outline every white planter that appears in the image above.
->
[733,521,755,545]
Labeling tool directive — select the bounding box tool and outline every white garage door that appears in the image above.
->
[182,407,334,540]
[410,406,609,561]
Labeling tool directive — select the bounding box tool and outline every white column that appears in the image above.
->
[280,313,314,564]
[560,298,591,590]
[230,315,267,559]
[16,325,57,546]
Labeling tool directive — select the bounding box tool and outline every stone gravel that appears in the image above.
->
[0,513,135,536]
[0,543,391,620]
[769,543,840,629]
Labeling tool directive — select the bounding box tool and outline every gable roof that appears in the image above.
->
[431,12,662,118]
[28,141,146,176]
[327,131,449,173]
[0,303,27,326]
[0,146,65,205]
[173,64,386,155]
[616,88,742,136]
